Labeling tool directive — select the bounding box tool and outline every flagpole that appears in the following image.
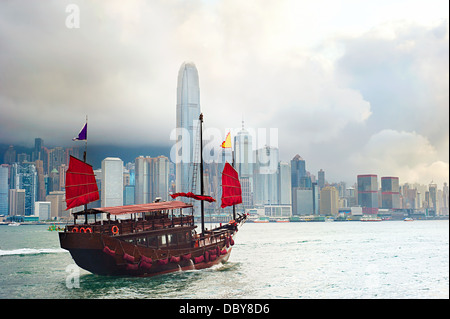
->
[83,115,88,163]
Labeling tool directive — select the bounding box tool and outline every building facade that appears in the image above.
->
[101,157,124,207]
[357,174,379,215]
[381,176,400,209]
[0,165,8,214]
[176,61,201,195]
[320,186,339,216]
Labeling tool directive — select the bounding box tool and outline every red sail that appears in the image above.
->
[65,156,99,210]
[170,192,216,203]
[221,162,242,208]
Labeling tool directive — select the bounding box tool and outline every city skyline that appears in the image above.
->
[0,1,448,186]
[2,138,449,218]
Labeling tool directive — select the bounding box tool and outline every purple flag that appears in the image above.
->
[72,123,87,141]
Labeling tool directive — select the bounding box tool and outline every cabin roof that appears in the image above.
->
[74,201,193,216]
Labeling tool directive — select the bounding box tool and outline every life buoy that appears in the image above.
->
[85,227,92,233]
[72,227,79,233]
[111,225,119,235]
[80,227,86,233]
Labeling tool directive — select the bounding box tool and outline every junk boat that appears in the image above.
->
[59,114,247,276]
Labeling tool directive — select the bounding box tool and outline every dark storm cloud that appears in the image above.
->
[0,0,448,184]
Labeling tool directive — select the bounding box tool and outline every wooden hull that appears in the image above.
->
[59,230,235,277]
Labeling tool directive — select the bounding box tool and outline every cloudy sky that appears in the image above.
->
[0,0,448,186]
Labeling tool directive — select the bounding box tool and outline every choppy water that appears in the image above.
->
[0,221,448,299]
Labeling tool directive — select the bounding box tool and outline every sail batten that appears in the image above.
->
[65,156,99,210]
[221,162,242,208]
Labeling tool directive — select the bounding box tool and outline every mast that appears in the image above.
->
[232,143,236,221]
[199,113,205,235]
[83,115,88,223]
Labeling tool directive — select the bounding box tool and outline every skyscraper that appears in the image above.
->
[320,186,339,216]
[291,155,306,188]
[278,162,291,205]
[318,169,325,189]
[151,155,170,202]
[101,157,123,207]
[428,182,437,216]
[176,61,201,195]
[381,176,400,209]
[234,122,254,178]
[9,189,25,216]
[234,122,254,208]
[11,162,37,215]
[135,156,150,204]
[134,156,170,204]
[0,165,9,214]
[443,183,449,215]
[254,146,279,206]
[357,174,379,215]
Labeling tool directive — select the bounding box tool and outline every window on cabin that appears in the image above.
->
[167,234,177,247]
[137,237,147,247]
[148,236,158,248]
[158,235,167,247]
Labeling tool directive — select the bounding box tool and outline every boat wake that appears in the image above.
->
[0,248,66,257]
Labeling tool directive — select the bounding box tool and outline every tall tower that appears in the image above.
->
[381,176,400,209]
[357,174,379,215]
[176,62,201,194]
[291,155,306,188]
[101,157,123,207]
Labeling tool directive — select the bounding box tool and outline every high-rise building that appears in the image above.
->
[320,186,339,216]
[48,147,65,174]
[357,174,378,215]
[234,122,254,208]
[134,156,171,204]
[3,145,16,164]
[442,183,449,215]
[278,162,291,205]
[35,160,46,201]
[176,61,201,195]
[46,191,66,219]
[292,188,313,215]
[318,169,325,189]
[291,155,306,188]
[135,156,150,204]
[9,189,25,216]
[234,122,254,178]
[151,156,170,202]
[32,138,44,161]
[101,157,123,207]
[254,146,279,206]
[35,201,51,221]
[0,165,8,214]
[381,176,400,209]
[428,182,437,216]
[11,162,37,215]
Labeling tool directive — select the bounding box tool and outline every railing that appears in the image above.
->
[65,215,195,235]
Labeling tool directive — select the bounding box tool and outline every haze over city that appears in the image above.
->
[0,0,448,186]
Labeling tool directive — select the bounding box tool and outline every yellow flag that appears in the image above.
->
[221,132,232,148]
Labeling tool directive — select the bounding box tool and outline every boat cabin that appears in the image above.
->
[65,201,198,249]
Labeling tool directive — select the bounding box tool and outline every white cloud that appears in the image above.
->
[0,0,448,186]
[351,129,449,185]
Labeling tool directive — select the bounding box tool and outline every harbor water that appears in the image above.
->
[0,220,448,299]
